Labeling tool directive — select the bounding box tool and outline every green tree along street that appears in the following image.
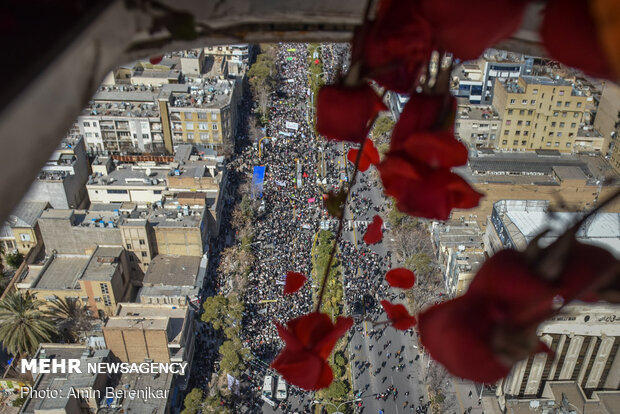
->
[5,252,24,269]
[218,337,251,377]
[0,291,58,356]
[181,388,204,414]
[247,46,277,125]
[201,294,244,331]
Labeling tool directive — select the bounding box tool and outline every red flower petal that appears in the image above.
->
[398,130,468,168]
[347,140,380,172]
[149,55,163,65]
[283,271,307,295]
[380,300,417,330]
[316,84,387,143]
[541,0,614,79]
[270,348,334,390]
[378,156,483,220]
[363,215,384,245]
[385,268,416,289]
[419,0,528,61]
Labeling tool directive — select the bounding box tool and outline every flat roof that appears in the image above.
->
[82,246,123,281]
[143,255,201,287]
[7,201,48,228]
[33,255,89,290]
[87,164,168,187]
[552,165,588,181]
[116,370,173,414]
[469,152,592,176]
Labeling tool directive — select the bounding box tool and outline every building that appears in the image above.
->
[431,220,485,297]
[203,44,251,76]
[451,152,620,227]
[20,345,111,414]
[493,76,589,153]
[1,201,48,255]
[495,303,620,410]
[87,157,168,206]
[130,58,182,87]
[138,254,206,306]
[451,64,484,104]
[21,136,90,209]
[103,303,194,365]
[455,105,502,149]
[484,199,620,258]
[15,246,133,317]
[159,80,242,154]
[593,82,620,166]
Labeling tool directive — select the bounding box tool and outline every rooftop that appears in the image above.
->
[27,254,89,290]
[162,79,236,110]
[81,246,124,281]
[106,303,188,344]
[468,152,592,177]
[456,105,500,122]
[6,201,48,228]
[87,164,168,187]
[115,369,173,414]
[21,345,110,414]
[143,255,201,287]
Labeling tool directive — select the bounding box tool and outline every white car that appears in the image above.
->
[276,376,287,400]
[262,375,274,398]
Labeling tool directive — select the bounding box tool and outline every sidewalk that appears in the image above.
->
[452,380,484,414]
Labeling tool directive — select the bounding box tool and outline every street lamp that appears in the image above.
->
[312,398,362,414]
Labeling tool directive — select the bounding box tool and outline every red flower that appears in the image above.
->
[381,300,417,330]
[419,0,529,61]
[316,84,387,143]
[271,313,353,390]
[363,215,384,245]
[385,268,416,289]
[394,130,468,169]
[357,0,433,93]
[283,271,307,295]
[347,140,380,172]
[378,155,483,220]
[149,55,163,65]
[541,0,614,80]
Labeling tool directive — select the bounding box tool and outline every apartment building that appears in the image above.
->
[138,254,205,306]
[455,105,501,148]
[593,82,620,168]
[203,44,251,76]
[1,201,48,255]
[15,246,132,317]
[22,135,90,209]
[493,76,589,152]
[103,303,194,364]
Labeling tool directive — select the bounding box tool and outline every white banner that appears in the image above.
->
[285,121,299,131]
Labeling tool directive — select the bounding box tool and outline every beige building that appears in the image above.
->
[15,246,132,317]
[455,105,501,149]
[496,303,620,408]
[1,201,48,255]
[494,76,589,153]
[593,82,620,170]
[103,303,194,364]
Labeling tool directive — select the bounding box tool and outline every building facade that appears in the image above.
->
[593,82,620,166]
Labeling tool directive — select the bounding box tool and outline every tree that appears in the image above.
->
[372,115,395,139]
[201,294,244,333]
[0,291,57,356]
[6,252,24,269]
[405,252,433,277]
[218,338,250,376]
[48,296,93,343]
[203,392,232,414]
[324,380,350,401]
[387,202,408,228]
[181,388,203,414]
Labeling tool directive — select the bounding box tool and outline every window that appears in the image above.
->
[154,190,162,194]
[559,90,565,96]
[562,112,567,118]
[83,121,90,127]
[513,140,518,145]
[502,140,508,145]
[573,113,579,118]
[564,102,570,107]
[510,99,516,104]
[525,121,531,126]
[549,132,554,136]
[566,142,571,148]
[197,112,207,120]
[139,239,145,245]
[200,133,209,140]
[93,121,97,127]
[141,252,147,258]
[107,189,128,194]
[571,123,576,128]
[553,112,559,117]
[505,120,511,125]
[522,99,527,105]
[576,102,582,108]
[508,109,513,115]
[551,122,556,127]
[95,133,99,137]
[20,233,31,241]
[129,255,134,262]
[211,112,218,121]
[521,140,527,145]
[515,130,521,136]
[85,132,93,138]
[557,132,562,137]
[523,131,529,136]
[184,112,192,120]
[531,100,536,105]
[556,101,562,107]
[100,283,109,294]
[546,141,551,147]
[199,123,208,130]
[103,296,112,306]
[533,89,539,95]
[187,132,194,140]
[212,123,218,130]
[559,122,565,127]
[519,110,525,115]
[126,243,132,249]
[528,110,533,115]
[517,120,523,126]
[142,133,149,139]
[555,142,560,147]
[503,130,509,136]
[186,122,194,130]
